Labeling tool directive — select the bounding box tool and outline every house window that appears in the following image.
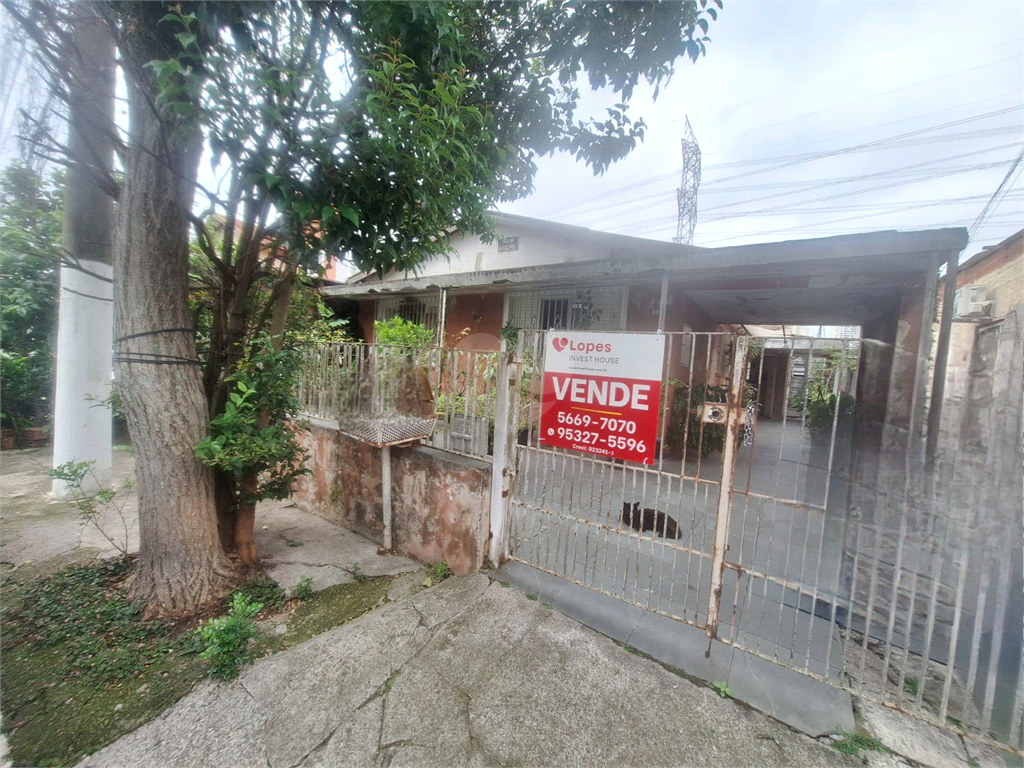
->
[540,298,569,329]
[506,286,625,331]
[971,323,1001,375]
[376,294,440,334]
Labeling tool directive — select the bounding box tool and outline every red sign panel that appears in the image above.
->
[539,332,665,465]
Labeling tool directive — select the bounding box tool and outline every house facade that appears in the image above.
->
[299,217,1024,747]
[324,213,968,451]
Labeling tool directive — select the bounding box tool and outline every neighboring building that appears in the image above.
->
[933,228,1023,452]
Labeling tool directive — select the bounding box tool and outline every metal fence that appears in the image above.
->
[296,342,499,460]
[500,328,1023,752]
[295,327,1023,751]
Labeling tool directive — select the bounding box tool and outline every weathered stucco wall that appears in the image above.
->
[444,292,503,350]
[292,419,491,574]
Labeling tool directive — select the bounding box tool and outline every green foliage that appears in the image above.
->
[286,281,351,347]
[50,461,133,557]
[292,576,314,601]
[711,680,733,698]
[499,324,521,351]
[85,379,127,425]
[431,561,452,582]
[144,7,206,123]
[148,2,719,280]
[0,164,63,428]
[902,676,920,697]
[350,563,367,583]
[373,317,435,347]
[196,593,262,680]
[233,576,286,612]
[831,731,889,758]
[194,340,310,503]
[789,348,859,435]
[8,560,179,681]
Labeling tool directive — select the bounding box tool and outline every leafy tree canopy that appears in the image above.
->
[0,163,62,426]
[157,0,720,278]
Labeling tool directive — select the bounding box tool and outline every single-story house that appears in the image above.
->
[322,212,968,450]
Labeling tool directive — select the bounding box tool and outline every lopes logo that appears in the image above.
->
[551,336,612,354]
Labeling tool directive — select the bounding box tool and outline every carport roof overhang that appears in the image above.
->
[320,227,969,326]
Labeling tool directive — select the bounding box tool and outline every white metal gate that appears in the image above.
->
[498,328,1023,753]
[504,329,749,635]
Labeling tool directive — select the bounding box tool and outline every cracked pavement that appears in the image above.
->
[77,575,861,768]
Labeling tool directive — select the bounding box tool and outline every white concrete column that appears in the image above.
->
[50,5,115,498]
[52,260,113,496]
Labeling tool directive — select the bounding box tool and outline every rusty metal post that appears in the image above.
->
[657,271,669,331]
[489,350,514,565]
[925,250,960,467]
[381,444,392,551]
[438,287,448,347]
[706,334,748,638]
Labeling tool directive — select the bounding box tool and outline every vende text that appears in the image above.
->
[550,376,652,411]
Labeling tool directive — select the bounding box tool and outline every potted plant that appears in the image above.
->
[21,423,49,448]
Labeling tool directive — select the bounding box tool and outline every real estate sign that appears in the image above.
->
[540,331,665,465]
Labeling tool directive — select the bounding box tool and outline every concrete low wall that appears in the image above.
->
[291,418,491,575]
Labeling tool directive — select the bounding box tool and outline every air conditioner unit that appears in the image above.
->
[952,284,992,320]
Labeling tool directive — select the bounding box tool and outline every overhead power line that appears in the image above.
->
[542,107,1023,221]
[569,155,1019,231]
[969,145,1024,240]
[702,105,1024,187]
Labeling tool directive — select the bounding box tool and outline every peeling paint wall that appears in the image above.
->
[291,420,491,574]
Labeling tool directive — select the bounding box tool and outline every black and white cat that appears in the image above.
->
[621,501,682,539]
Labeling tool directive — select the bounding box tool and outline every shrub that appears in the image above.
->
[292,576,314,601]
[431,561,452,582]
[373,317,434,347]
[234,576,286,611]
[196,593,263,680]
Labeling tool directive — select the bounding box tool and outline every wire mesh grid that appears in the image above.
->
[297,343,438,447]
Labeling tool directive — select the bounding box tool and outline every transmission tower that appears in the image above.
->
[674,117,701,245]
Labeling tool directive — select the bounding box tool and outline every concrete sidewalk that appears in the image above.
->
[78,575,860,768]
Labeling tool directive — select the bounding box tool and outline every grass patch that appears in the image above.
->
[0,559,206,766]
[233,576,286,612]
[1,560,394,766]
[831,731,890,758]
[902,675,919,697]
[712,681,733,698]
[431,561,451,583]
[252,576,389,658]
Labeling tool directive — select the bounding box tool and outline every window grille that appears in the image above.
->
[506,286,625,331]
[375,294,441,337]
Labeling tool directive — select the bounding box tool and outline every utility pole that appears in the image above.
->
[674,117,701,245]
[52,5,115,496]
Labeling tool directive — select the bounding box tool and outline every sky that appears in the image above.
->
[499,1,1024,261]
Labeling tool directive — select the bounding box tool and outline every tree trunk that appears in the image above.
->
[214,470,238,552]
[114,5,232,616]
[234,474,259,566]
[228,270,297,565]
[51,4,114,497]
